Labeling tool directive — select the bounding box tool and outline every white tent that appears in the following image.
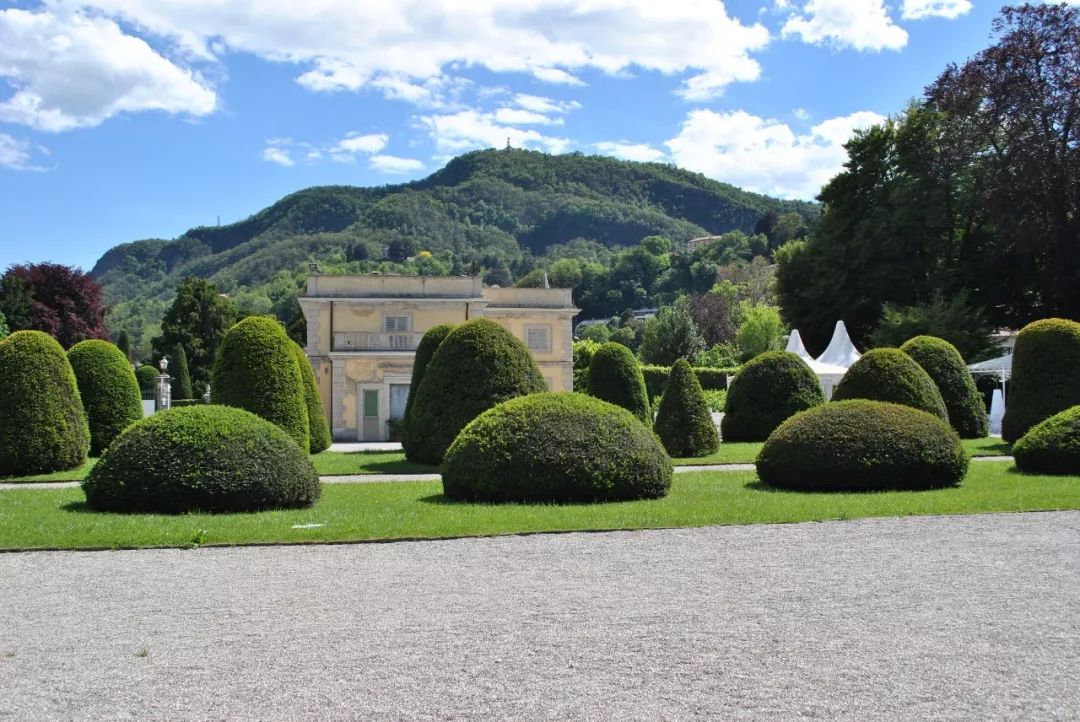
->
[816,320,862,368]
[967,353,1012,381]
[786,327,852,399]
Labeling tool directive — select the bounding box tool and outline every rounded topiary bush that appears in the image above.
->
[82,405,320,513]
[1012,405,1080,475]
[0,330,90,476]
[900,335,988,439]
[67,339,143,456]
[291,342,331,453]
[654,358,719,457]
[211,316,309,451]
[136,364,158,394]
[586,341,650,423]
[757,400,968,491]
[832,348,948,420]
[402,323,456,456]
[1002,318,1080,444]
[721,351,825,442]
[406,318,546,465]
[442,392,672,502]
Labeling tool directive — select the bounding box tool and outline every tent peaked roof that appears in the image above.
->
[816,320,862,369]
[968,353,1012,379]
[787,328,849,376]
[785,329,813,361]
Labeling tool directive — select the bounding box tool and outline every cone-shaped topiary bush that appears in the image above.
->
[67,339,142,456]
[170,344,193,400]
[291,341,331,453]
[654,358,719,456]
[442,392,672,502]
[83,405,320,513]
[900,335,987,438]
[1012,405,1080,475]
[1002,318,1080,444]
[832,348,948,420]
[211,316,309,451]
[406,318,546,465]
[401,323,456,456]
[586,341,650,422]
[757,400,968,491]
[721,351,824,442]
[0,330,89,475]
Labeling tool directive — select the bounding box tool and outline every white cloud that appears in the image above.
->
[368,154,425,174]
[901,0,972,20]
[60,0,770,101]
[0,8,215,132]
[664,109,887,200]
[262,145,294,167]
[593,141,666,163]
[493,108,560,126]
[511,94,581,116]
[417,109,571,155]
[793,107,810,121]
[782,0,908,51]
[335,133,389,155]
[0,133,47,171]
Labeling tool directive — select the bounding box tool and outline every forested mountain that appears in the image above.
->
[91,148,816,352]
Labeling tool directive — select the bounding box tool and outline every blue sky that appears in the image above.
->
[0,1,1052,271]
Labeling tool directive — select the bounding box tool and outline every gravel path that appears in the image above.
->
[1,511,1077,721]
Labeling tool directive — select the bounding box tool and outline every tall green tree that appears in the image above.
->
[639,302,706,365]
[115,330,131,361]
[153,278,236,396]
[170,344,193,400]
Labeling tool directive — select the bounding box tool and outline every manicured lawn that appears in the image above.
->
[0,458,98,483]
[0,462,1074,551]
[672,437,1012,466]
[311,451,436,476]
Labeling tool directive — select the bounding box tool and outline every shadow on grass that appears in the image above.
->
[974,440,1013,456]
[744,480,956,495]
[360,461,438,474]
[416,493,661,508]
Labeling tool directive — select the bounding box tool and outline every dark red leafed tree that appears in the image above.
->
[2,263,109,348]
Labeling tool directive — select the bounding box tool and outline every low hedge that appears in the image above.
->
[82,405,321,513]
[587,342,650,422]
[0,331,90,475]
[900,335,988,438]
[641,364,737,401]
[211,316,309,451]
[441,392,672,502]
[1002,318,1080,443]
[171,399,204,407]
[1013,405,1080,475]
[832,348,948,420]
[654,358,719,457]
[407,319,547,465]
[721,351,824,442]
[292,342,331,453]
[67,339,143,456]
[756,400,968,491]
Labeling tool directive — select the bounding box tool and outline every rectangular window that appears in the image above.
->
[362,389,379,419]
[384,315,410,333]
[526,325,551,352]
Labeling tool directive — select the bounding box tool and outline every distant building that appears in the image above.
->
[300,275,579,441]
[686,235,724,252]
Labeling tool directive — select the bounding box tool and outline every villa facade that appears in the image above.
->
[300,274,579,441]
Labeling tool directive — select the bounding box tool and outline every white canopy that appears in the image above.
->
[967,353,1012,380]
[816,320,862,369]
[786,329,848,376]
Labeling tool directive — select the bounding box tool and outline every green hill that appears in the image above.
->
[91,148,816,353]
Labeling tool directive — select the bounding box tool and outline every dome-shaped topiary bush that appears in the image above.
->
[654,358,719,456]
[401,323,456,456]
[1002,318,1080,444]
[67,339,143,456]
[0,330,90,476]
[291,342,331,453]
[900,335,988,439]
[832,348,948,420]
[211,316,309,451]
[406,318,546,465]
[586,341,650,422]
[1012,405,1080,475]
[136,364,158,394]
[721,351,824,442]
[82,405,321,513]
[757,400,968,491]
[442,392,672,502]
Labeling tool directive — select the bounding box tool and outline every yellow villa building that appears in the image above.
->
[300,274,580,441]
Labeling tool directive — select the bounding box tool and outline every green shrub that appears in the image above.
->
[641,364,735,403]
[406,319,546,465]
[641,365,671,402]
[572,338,602,392]
[0,330,89,475]
[757,400,968,491]
[442,392,672,502]
[67,339,142,456]
[832,348,948,420]
[900,335,987,438]
[82,405,320,513]
[703,389,727,412]
[292,342,331,453]
[1002,318,1080,443]
[402,324,456,455]
[586,342,650,422]
[211,316,309,451]
[1013,405,1080,475]
[136,364,158,394]
[171,398,204,407]
[721,351,825,442]
[170,344,193,400]
[654,359,719,457]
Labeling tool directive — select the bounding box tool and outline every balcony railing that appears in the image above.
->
[333,331,420,352]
